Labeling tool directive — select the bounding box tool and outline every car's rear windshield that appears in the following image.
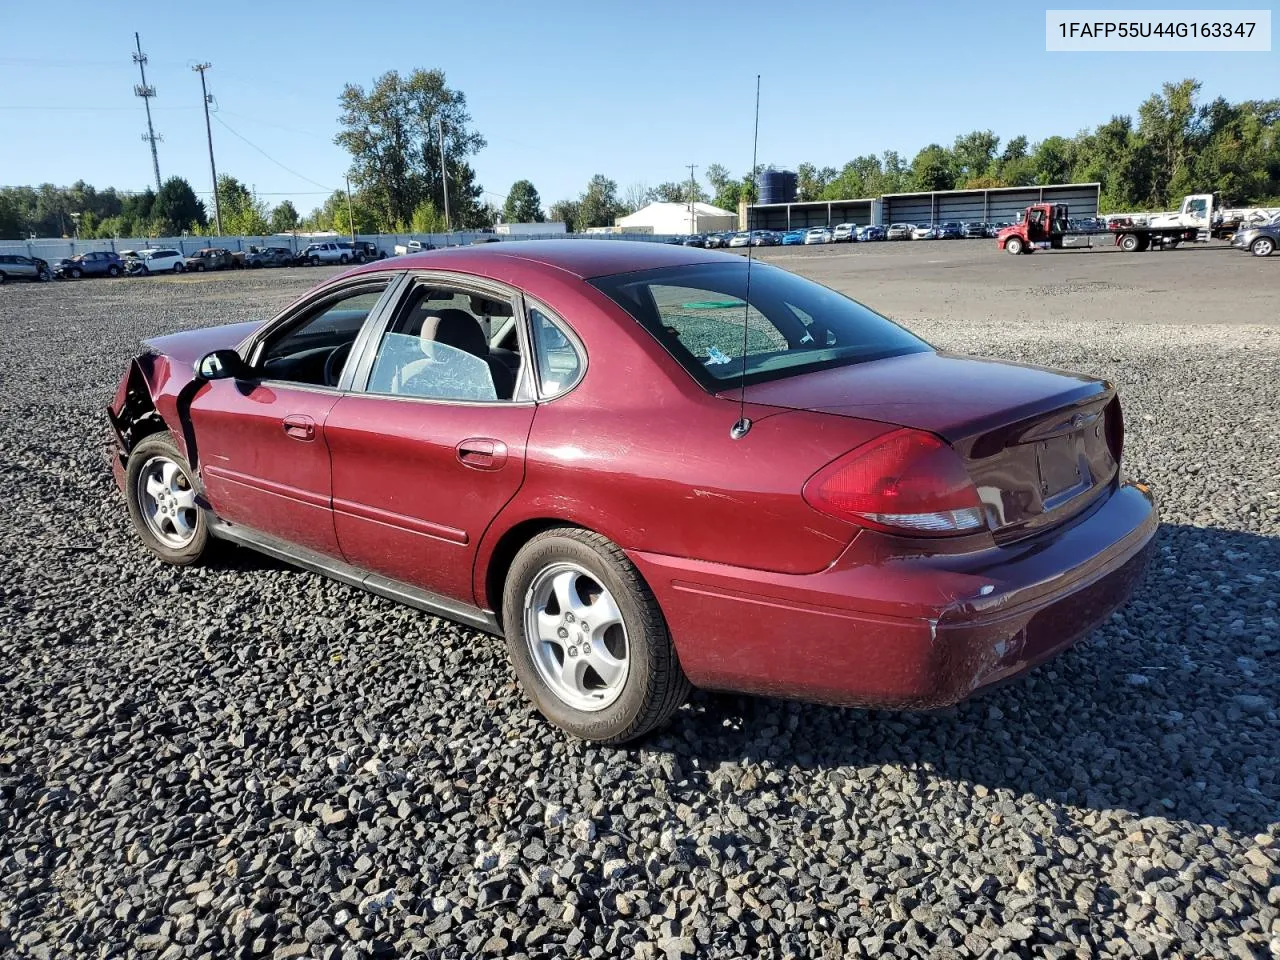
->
[591,261,929,390]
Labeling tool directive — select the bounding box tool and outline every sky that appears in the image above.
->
[1,1,1274,216]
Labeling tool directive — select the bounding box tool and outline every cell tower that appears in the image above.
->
[133,33,162,191]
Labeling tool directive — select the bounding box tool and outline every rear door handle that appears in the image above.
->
[282,414,316,441]
[456,438,508,470]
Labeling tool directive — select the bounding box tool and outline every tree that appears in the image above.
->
[1030,136,1074,185]
[796,163,837,201]
[216,175,270,235]
[270,200,299,233]
[410,199,447,233]
[548,199,581,232]
[502,179,544,223]
[0,193,21,239]
[1137,78,1200,205]
[336,68,486,232]
[648,181,707,204]
[151,177,207,234]
[910,144,956,191]
[952,130,1000,182]
[577,175,622,229]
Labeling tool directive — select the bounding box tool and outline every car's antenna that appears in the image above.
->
[730,74,761,441]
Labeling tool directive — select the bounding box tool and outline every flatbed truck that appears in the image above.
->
[996,194,1232,254]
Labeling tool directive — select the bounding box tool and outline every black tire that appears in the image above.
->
[70,267,82,279]
[1120,233,1139,252]
[173,263,184,273]
[1251,237,1275,258]
[502,527,691,743]
[107,265,120,277]
[196,263,206,272]
[140,265,150,275]
[309,256,320,266]
[1005,236,1023,255]
[123,432,213,566]
[339,254,349,264]
[0,271,6,285]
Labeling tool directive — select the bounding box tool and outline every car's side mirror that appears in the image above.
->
[196,349,250,382]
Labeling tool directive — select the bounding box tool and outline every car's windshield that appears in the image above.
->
[592,261,929,390]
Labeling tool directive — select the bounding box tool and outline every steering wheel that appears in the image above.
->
[323,343,353,387]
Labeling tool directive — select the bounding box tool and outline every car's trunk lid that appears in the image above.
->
[732,351,1120,539]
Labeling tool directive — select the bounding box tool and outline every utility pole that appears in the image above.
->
[438,115,451,233]
[687,163,698,233]
[133,33,162,191]
[345,175,356,241]
[192,63,222,235]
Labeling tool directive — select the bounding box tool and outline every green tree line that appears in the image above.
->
[2,77,1274,241]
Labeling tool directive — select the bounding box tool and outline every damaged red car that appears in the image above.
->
[107,241,1157,743]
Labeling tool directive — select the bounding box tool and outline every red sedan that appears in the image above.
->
[107,241,1157,742]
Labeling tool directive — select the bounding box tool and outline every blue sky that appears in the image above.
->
[1,1,1273,215]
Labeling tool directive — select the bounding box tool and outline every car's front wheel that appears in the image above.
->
[502,528,690,743]
[70,267,82,279]
[1252,236,1275,257]
[124,432,212,566]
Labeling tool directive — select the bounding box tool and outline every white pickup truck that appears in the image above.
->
[392,239,437,257]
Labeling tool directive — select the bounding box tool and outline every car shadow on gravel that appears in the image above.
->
[660,522,1279,836]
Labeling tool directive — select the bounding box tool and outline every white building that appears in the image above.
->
[495,221,567,236]
[615,201,737,236]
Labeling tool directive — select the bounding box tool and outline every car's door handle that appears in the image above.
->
[282,414,316,441]
[456,438,508,471]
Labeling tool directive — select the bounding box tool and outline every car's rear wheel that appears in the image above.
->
[124,432,211,566]
[173,263,184,273]
[1252,236,1275,257]
[339,254,349,264]
[107,265,120,277]
[1005,236,1023,255]
[502,528,690,743]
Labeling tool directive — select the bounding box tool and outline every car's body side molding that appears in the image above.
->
[208,518,501,635]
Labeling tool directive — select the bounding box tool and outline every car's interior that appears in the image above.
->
[255,280,525,400]
[365,284,521,400]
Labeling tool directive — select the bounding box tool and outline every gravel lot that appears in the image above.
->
[2,243,1278,960]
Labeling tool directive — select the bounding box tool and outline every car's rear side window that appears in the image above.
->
[591,261,928,390]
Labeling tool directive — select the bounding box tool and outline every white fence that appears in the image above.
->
[0,231,678,262]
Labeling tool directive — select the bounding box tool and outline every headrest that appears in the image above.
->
[469,295,513,318]
[420,308,488,357]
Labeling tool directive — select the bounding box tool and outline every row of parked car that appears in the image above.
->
[0,239,390,284]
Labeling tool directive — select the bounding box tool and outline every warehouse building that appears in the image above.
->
[745,182,1100,230]
[616,201,738,235]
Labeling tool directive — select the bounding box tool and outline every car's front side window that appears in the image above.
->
[257,283,390,387]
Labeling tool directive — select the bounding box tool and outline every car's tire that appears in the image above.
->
[502,527,691,743]
[310,256,320,266]
[140,265,150,275]
[124,432,212,566]
[1005,236,1023,255]
[195,263,205,272]
[107,265,120,277]
[1251,236,1275,257]
[173,263,184,273]
[339,254,349,264]
[1120,233,1140,252]
[69,267,82,279]
[0,271,6,285]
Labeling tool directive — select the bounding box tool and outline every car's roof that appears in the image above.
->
[354,238,732,280]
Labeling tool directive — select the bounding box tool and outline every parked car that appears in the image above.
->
[393,239,437,257]
[185,248,236,272]
[682,235,707,248]
[245,246,295,269]
[961,222,987,239]
[749,230,779,246]
[936,222,963,240]
[886,223,914,241]
[727,232,752,248]
[106,241,1156,743]
[0,253,52,283]
[125,249,186,275]
[52,251,124,279]
[1230,218,1278,257]
[832,223,856,242]
[352,241,385,262]
[912,224,939,240]
[804,227,833,244]
[781,229,806,245]
[857,225,886,242]
[297,242,355,266]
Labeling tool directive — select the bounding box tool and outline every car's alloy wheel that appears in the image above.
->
[124,433,211,565]
[70,267,82,279]
[1252,237,1274,257]
[108,265,120,277]
[173,263,184,273]
[524,562,630,711]
[503,528,690,742]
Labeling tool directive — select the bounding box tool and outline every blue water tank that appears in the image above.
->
[758,168,797,205]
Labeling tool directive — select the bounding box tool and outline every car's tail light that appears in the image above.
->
[1105,396,1124,465]
[803,428,986,537]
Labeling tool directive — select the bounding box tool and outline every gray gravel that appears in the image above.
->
[1,253,1278,959]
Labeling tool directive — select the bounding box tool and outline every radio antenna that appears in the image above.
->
[730,74,761,441]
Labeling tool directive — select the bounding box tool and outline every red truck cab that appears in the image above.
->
[997,203,1069,254]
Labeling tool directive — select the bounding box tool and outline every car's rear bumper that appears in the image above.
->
[628,481,1157,709]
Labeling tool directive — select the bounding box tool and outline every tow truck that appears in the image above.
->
[997,194,1230,254]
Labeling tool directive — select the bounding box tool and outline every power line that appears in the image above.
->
[210,114,337,192]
